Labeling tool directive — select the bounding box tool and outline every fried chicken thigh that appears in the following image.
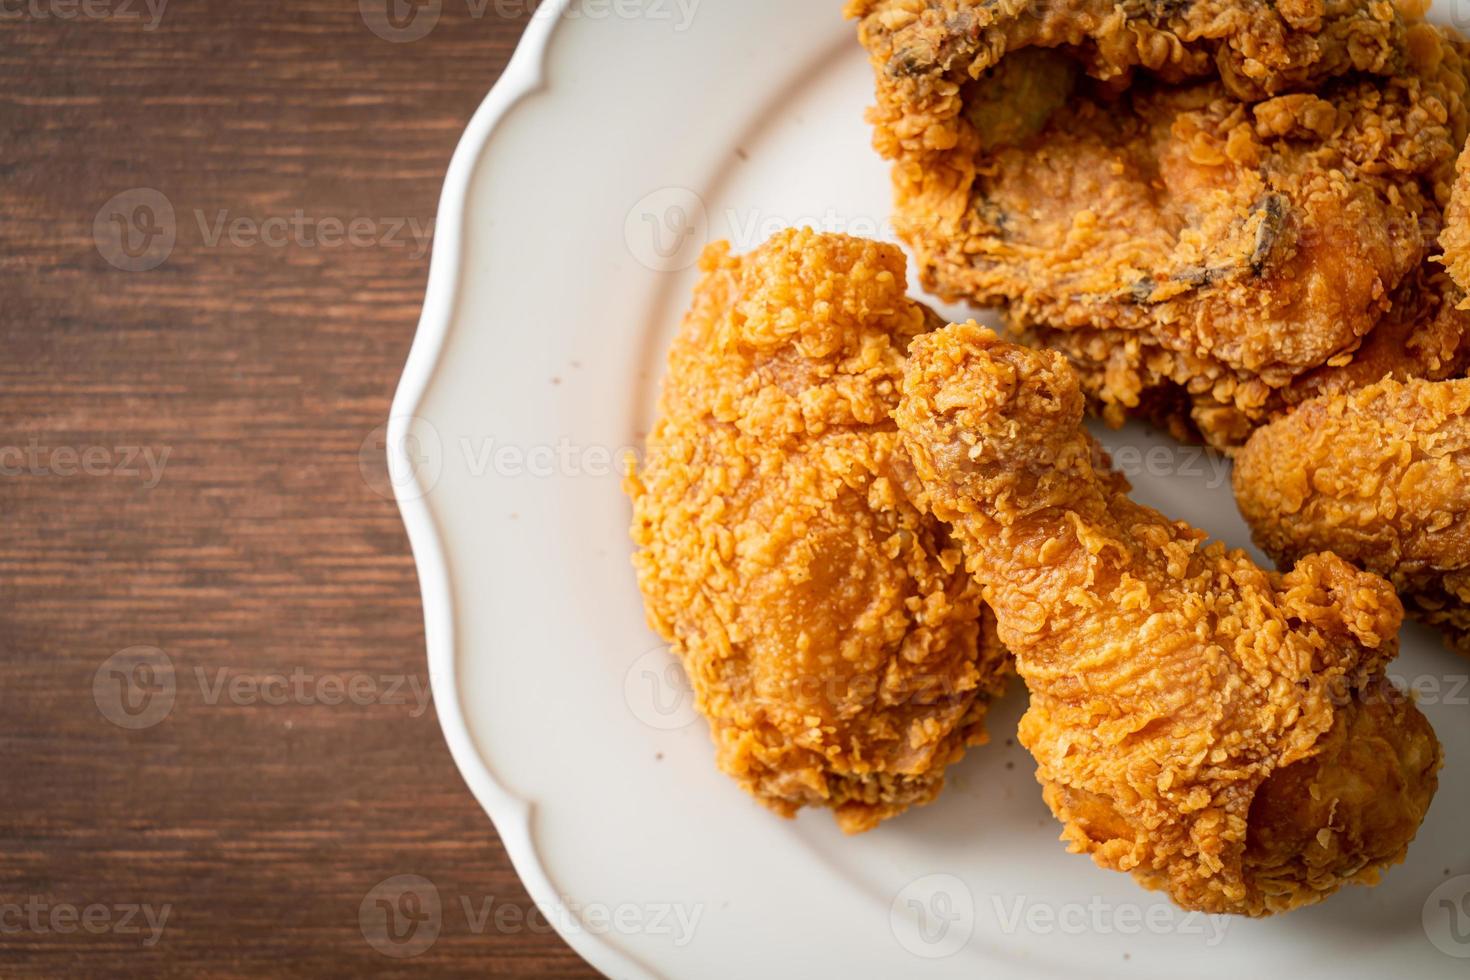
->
[1236,376,1470,656]
[853,0,1470,448]
[895,322,1440,914]
[627,230,1009,833]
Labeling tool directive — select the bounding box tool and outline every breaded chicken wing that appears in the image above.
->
[1235,376,1470,656]
[895,322,1440,914]
[853,0,1469,448]
[626,230,1009,833]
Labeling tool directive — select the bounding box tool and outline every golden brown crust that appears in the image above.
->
[994,73,1446,413]
[626,230,1010,833]
[1243,679,1441,901]
[895,322,1439,914]
[853,0,1470,449]
[1440,134,1470,298]
[1234,376,1470,655]
[846,0,1411,108]
[1110,261,1470,444]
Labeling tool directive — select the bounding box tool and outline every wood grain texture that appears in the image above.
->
[0,2,598,975]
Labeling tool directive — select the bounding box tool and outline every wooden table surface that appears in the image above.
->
[0,2,598,975]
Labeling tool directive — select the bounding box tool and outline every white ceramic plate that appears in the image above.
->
[390,2,1470,976]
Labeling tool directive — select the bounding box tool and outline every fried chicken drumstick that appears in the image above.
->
[627,231,1009,833]
[1236,377,1470,657]
[852,0,1470,448]
[895,323,1440,914]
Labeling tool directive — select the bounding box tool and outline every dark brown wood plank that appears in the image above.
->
[0,2,599,975]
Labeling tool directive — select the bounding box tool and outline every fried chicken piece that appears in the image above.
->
[1152,262,1470,444]
[961,57,1466,447]
[895,322,1441,914]
[846,0,1410,104]
[853,0,1470,449]
[1235,376,1470,656]
[996,72,1452,428]
[1441,134,1470,297]
[626,230,1009,833]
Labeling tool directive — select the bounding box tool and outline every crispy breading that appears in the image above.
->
[845,0,1410,106]
[1440,134,1470,298]
[1235,376,1470,655]
[626,230,1010,833]
[992,73,1450,435]
[1083,261,1470,445]
[896,322,1440,914]
[852,0,1470,449]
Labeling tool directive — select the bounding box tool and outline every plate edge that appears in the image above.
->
[387,5,657,978]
